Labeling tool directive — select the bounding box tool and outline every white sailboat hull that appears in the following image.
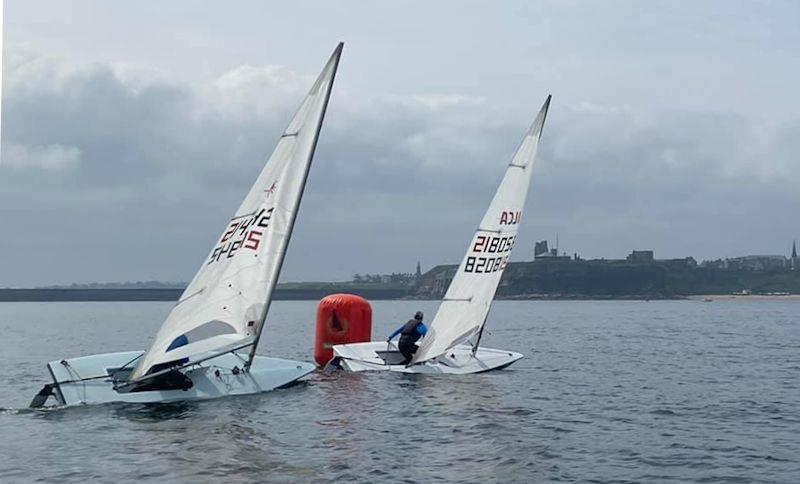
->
[330,341,522,374]
[38,351,315,407]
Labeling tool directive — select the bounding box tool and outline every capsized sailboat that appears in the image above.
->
[30,43,344,407]
[330,95,551,374]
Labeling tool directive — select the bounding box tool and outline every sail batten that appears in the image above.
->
[131,43,343,379]
[411,95,551,364]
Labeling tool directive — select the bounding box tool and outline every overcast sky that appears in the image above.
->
[2,1,799,287]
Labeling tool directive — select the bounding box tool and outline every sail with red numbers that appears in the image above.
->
[412,95,551,364]
[131,43,343,379]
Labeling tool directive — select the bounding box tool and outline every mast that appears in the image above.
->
[245,42,343,369]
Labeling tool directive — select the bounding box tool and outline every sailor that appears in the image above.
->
[387,311,428,365]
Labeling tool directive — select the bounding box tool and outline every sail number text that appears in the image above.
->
[464,234,516,273]
[208,208,274,264]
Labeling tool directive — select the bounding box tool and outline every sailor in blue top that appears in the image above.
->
[387,311,428,365]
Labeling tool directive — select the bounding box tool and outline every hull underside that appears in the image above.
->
[36,351,316,407]
[330,342,522,374]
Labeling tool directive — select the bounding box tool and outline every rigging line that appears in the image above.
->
[55,374,116,385]
[228,210,258,221]
[115,354,142,372]
[175,288,205,307]
[54,354,142,385]
[60,360,83,382]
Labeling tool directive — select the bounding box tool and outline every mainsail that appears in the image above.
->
[131,43,343,379]
[412,95,551,364]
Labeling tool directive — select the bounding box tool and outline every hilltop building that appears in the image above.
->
[534,240,549,257]
[533,244,694,267]
[699,242,800,271]
[533,240,572,261]
[701,255,788,271]
[627,250,654,262]
[421,266,457,295]
[620,250,696,267]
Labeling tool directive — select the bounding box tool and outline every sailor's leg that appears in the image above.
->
[398,341,414,365]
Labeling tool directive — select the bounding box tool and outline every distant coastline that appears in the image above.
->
[687,294,800,301]
[0,286,412,302]
[3,288,800,302]
[4,248,799,302]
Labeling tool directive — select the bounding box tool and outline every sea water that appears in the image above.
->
[0,300,798,483]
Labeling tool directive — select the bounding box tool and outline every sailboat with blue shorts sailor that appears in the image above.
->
[330,95,551,374]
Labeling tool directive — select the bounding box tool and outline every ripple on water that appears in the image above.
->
[1,300,799,483]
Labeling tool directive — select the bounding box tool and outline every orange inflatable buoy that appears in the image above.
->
[314,294,372,366]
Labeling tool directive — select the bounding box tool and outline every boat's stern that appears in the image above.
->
[31,351,146,407]
[330,341,404,372]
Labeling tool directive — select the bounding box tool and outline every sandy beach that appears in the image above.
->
[689,294,800,301]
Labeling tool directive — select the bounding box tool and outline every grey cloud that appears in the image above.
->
[1,46,798,287]
[3,143,81,170]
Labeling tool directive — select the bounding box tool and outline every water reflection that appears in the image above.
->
[110,401,198,421]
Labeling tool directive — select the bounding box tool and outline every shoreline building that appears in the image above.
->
[533,240,572,261]
[702,254,789,271]
[627,250,654,263]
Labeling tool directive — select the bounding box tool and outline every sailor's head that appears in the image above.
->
[414,311,424,321]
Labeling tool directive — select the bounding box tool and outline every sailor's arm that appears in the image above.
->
[387,325,403,341]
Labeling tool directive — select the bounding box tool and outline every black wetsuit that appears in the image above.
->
[397,319,427,364]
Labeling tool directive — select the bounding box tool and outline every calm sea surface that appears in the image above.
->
[0,300,798,483]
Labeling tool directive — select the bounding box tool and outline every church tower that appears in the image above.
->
[415,260,422,279]
[792,240,798,270]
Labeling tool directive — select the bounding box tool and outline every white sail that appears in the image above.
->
[131,43,343,379]
[412,95,551,364]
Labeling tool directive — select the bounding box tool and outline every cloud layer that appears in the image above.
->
[1,45,798,287]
